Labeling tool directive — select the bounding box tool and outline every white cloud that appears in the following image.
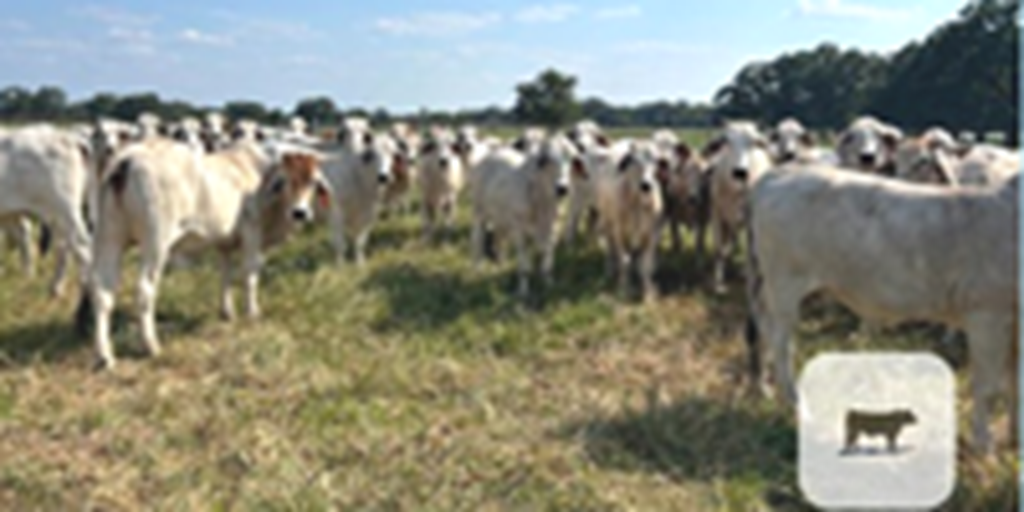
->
[797,0,916,22]
[179,29,234,47]
[614,40,710,56]
[107,27,157,56]
[595,5,642,20]
[375,12,502,37]
[0,20,32,32]
[514,4,580,24]
[212,11,324,42]
[73,5,157,27]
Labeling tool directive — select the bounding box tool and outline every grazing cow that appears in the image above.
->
[0,124,94,298]
[417,127,465,241]
[701,121,774,293]
[590,141,664,301]
[471,134,578,299]
[321,130,404,265]
[744,163,1018,455]
[836,116,903,173]
[86,138,332,369]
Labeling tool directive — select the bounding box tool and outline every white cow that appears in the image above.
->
[417,127,465,241]
[86,138,332,369]
[0,125,94,298]
[836,115,903,173]
[471,134,578,298]
[321,130,404,265]
[744,163,1018,455]
[701,121,774,293]
[590,141,664,301]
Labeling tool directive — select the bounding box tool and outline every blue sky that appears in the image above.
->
[0,1,966,113]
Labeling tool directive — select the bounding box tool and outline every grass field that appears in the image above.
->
[0,129,1017,510]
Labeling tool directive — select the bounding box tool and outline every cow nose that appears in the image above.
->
[292,208,312,222]
[555,184,569,198]
[439,157,449,169]
[781,151,795,162]
[860,153,876,167]
[732,168,749,181]
[640,181,653,194]
[378,173,391,184]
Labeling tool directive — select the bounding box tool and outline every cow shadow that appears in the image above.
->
[0,305,204,370]
[556,396,814,510]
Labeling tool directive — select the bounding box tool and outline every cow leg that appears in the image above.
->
[762,280,804,406]
[242,243,264,320]
[470,218,485,269]
[48,242,69,297]
[10,217,36,278]
[422,201,436,242]
[218,251,236,321]
[669,218,683,255]
[564,192,583,246]
[640,242,658,304]
[328,201,347,264]
[964,312,1013,456]
[90,214,126,370]
[694,219,707,268]
[354,229,370,267]
[711,216,728,294]
[513,229,530,299]
[441,199,455,239]
[539,226,557,289]
[136,241,169,358]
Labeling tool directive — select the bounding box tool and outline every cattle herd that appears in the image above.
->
[0,111,1018,457]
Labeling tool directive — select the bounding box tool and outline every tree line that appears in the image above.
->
[0,0,1016,142]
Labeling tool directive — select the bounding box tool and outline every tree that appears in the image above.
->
[224,101,269,122]
[112,93,162,122]
[294,96,339,128]
[513,68,582,128]
[30,86,68,120]
[0,86,33,120]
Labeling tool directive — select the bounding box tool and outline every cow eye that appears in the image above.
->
[269,178,285,195]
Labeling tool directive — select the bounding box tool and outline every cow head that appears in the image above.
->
[838,116,904,173]
[262,151,332,223]
[534,134,577,198]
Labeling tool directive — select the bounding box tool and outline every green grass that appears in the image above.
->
[0,187,1017,510]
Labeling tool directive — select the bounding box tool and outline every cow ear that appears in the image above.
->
[674,142,692,164]
[799,131,815,147]
[618,154,633,173]
[701,137,725,158]
[571,156,587,180]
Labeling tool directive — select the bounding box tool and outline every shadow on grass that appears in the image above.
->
[0,306,204,369]
[558,396,813,510]
[360,246,611,334]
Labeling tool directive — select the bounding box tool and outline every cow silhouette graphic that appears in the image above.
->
[841,408,917,454]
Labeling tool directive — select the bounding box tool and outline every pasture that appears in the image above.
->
[0,126,1016,511]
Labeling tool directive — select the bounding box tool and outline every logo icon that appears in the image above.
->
[798,353,956,509]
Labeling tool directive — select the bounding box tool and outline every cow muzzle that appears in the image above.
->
[555,184,569,198]
[640,181,653,194]
[859,153,876,168]
[378,173,391,185]
[292,207,313,222]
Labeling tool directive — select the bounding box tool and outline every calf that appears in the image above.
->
[86,138,331,369]
[321,130,404,265]
[417,127,465,241]
[701,121,774,293]
[744,163,1018,455]
[591,141,664,301]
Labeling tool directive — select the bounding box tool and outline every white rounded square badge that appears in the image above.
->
[797,353,956,509]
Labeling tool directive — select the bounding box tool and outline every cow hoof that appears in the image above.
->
[93,357,117,372]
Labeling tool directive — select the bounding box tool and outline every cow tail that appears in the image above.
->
[743,199,764,387]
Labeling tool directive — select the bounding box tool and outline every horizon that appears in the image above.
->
[0,1,966,114]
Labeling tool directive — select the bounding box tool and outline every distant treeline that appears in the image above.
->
[0,0,1016,142]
